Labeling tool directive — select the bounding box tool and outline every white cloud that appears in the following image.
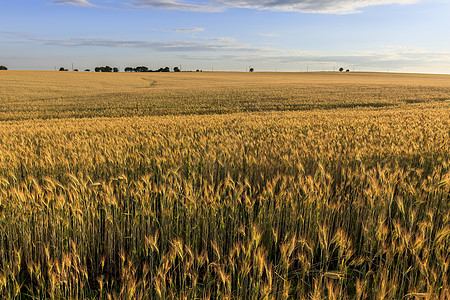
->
[48,0,420,14]
[218,46,450,71]
[125,0,222,12]
[173,27,205,32]
[49,0,98,7]
[50,0,420,14]
[41,37,274,52]
[258,33,281,37]
[201,36,236,42]
[41,36,450,71]
[149,27,206,33]
[216,0,418,14]
[5,29,448,72]
[126,0,418,14]
[176,45,450,72]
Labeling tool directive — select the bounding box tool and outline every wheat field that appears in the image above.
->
[0,71,449,299]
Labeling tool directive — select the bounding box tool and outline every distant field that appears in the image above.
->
[0,71,449,120]
[0,71,449,299]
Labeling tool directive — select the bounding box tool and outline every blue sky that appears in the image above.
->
[1,0,449,73]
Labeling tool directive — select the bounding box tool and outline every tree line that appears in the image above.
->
[94,66,119,73]
[124,66,181,72]
[0,65,7,70]
[57,66,183,72]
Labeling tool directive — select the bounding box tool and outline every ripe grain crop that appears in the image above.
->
[0,71,449,299]
[1,71,449,120]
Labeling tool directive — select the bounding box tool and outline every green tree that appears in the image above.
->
[95,66,114,72]
[135,66,149,72]
[0,65,7,70]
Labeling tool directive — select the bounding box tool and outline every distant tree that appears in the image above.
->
[95,66,114,72]
[84,69,90,72]
[196,69,200,72]
[113,67,119,73]
[0,65,7,70]
[163,67,170,72]
[346,69,350,72]
[249,68,254,72]
[339,67,344,72]
[74,69,79,72]
[173,66,181,72]
[59,67,68,71]
[124,67,134,72]
[135,66,149,72]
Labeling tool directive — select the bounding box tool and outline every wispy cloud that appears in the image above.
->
[149,27,206,33]
[124,0,222,12]
[147,30,237,42]
[4,29,448,72]
[125,0,419,14]
[173,27,205,32]
[41,37,274,52]
[201,36,236,42]
[41,36,450,70]
[258,33,281,37]
[176,45,450,72]
[0,31,34,39]
[49,0,419,14]
[209,46,450,69]
[216,0,419,14]
[49,0,98,7]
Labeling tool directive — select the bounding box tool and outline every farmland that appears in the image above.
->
[0,71,449,299]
